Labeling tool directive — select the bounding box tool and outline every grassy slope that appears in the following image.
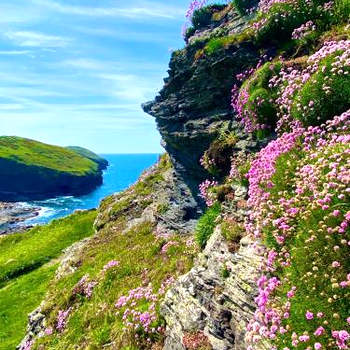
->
[0,265,58,350]
[33,156,196,350]
[0,210,97,286]
[0,136,98,175]
[0,210,97,349]
[66,146,108,168]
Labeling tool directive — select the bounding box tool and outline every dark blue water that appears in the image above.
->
[24,154,159,225]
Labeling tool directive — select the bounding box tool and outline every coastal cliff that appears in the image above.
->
[0,137,107,201]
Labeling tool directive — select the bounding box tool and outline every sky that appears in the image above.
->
[0,0,190,153]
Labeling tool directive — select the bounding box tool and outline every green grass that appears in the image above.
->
[66,146,108,169]
[0,136,98,175]
[0,264,58,350]
[196,203,221,248]
[0,210,97,286]
[0,210,97,349]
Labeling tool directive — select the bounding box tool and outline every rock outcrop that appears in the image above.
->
[161,184,268,350]
[142,6,263,202]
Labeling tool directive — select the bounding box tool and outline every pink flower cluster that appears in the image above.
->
[102,259,120,272]
[199,179,218,206]
[115,286,158,333]
[291,20,316,39]
[72,274,98,299]
[56,307,72,332]
[245,111,350,349]
[268,40,350,131]
[115,277,175,341]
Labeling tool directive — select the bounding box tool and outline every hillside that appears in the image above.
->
[0,137,107,201]
[66,146,109,171]
[3,0,349,350]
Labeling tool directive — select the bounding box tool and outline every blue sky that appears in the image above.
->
[0,0,190,153]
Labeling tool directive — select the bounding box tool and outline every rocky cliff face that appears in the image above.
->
[0,158,103,201]
[161,185,269,350]
[142,7,264,203]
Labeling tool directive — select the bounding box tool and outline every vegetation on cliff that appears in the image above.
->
[184,0,349,349]
[14,155,197,350]
[0,136,107,200]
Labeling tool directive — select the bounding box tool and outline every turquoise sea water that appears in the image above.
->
[24,154,160,226]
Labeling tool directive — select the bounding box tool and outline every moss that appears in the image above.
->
[195,203,221,248]
[221,266,230,279]
[109,198,130,216]
[156,203,170,215]
[203,30,253,55]
[221,220,243,244]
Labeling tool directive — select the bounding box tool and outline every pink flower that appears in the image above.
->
[314,326,325,336]
[314,343,322,349]
[306,311,314,320]
[332,261,341,268]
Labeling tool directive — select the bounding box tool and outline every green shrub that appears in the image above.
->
[195,203,221,248]
[238,61,282,130]
[333,0,350,24]
[191,4,227,30]
[221,220,243,243]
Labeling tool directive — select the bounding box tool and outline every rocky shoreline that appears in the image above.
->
[0,202,40,235]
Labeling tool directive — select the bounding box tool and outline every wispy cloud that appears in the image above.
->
[4,31,71,48]
[0,50,31,55]
[33,0,185,20]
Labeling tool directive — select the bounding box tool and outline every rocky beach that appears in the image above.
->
[0,202,40,235]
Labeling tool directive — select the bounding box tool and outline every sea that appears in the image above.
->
[21,154,160,227]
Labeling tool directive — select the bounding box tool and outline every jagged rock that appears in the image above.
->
[161,185,269,350]
[142,10,266,204]
[161,227,265,350]
[16,307,46,350]
[55,237,92,279]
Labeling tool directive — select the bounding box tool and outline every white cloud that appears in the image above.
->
[4,31,71,48]
[0,50,31,55]
[33,0,185,20]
